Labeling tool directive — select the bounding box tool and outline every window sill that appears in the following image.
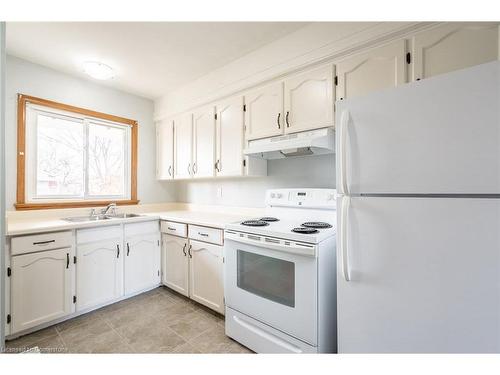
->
[14,199,140,211]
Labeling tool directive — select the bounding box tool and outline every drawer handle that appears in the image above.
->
[127,242,130,256]
[198,232,209,237]
[116,244,120,258]
[182,243,187,256]
[167,227,176,231]
[66,253,70,269]
[33,240,56,246]
[188,244,193,258]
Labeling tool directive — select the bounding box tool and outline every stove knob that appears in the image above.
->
[270,193,276,198]
[276,193,282,198]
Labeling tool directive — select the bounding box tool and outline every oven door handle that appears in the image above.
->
[225,232,317,257]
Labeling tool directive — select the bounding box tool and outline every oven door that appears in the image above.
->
[224,236,318,345]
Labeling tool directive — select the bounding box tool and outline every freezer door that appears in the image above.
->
[336,61,500,195]
[337,196,500,353]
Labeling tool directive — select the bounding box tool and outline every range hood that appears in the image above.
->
[244,127,334,159]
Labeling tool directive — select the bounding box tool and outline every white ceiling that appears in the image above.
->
[6,22,308,99]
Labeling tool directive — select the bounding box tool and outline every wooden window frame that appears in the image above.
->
[16,94,139,210]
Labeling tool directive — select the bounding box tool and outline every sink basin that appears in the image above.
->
[62,213,143,222]
[107,213,143,219]
[63,215,112,222]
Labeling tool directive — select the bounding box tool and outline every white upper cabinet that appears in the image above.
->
[192,106,216,178]
[156,119,174,180]
[76,238,123,311]
[336,40,407,101]
[188,240,224,314]
[162,234,189,297]
[412,23,499,81]
[244,82,284,140]
[174,112,193,179]
[284,64,335,133]
[11,247,74,333]
[215,96,244,177]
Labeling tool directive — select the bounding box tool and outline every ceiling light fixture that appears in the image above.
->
[83,61,115,80]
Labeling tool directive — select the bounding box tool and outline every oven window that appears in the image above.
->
[237,250,295,307]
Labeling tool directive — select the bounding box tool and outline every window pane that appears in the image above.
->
[36,114,84,197]
[87,122,126,196]
[237,250,295,307]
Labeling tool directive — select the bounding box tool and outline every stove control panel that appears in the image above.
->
[266,188,337,209]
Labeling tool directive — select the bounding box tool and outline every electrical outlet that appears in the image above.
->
[217,187,223,198]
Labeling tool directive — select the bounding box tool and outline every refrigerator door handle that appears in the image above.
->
[339,110,350,196]
[340,196,351,281]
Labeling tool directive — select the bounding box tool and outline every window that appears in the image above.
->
[17,94,138,210]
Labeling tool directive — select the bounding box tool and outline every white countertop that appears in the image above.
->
[153,210,253,229]
[6,206,258,236]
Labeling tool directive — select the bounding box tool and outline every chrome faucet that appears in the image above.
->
[101,202,117,216]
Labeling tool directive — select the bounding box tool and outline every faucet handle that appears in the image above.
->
[90,208,97,217]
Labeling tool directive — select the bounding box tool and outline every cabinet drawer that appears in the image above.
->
[77,225,122,244]
[161,221,187,237]
[11,231,73,256]
[188,225,223,245]
[124,220,159,237]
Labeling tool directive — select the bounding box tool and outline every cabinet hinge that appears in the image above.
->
[334,75,338,86]
[7,314,11,324]
[406,52,411,64]
[73,256,77,264]
[243,159,246,167]
[73,296,77,304]
[7,267,11,277]
[214,113,218,120]
[243,104,246,112]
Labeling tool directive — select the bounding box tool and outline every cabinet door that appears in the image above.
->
[11,247,74,333]
[174,112,193,179]
[162,234,189,296]
[188,240,224,314]
[336,40,407,101]
[215,96,244,177]
[124,233,161,295]
[284,64,334,133]
[412,23,499,81]
[193,106,216,178]
[156,119,174,180]
[76,239,123,311]
[245,82,284,140]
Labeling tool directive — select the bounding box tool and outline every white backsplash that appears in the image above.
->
[173,154,335,207]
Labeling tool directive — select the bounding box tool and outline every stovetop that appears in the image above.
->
[226,217,336,244]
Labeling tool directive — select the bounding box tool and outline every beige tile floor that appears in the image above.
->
[5,286,253,354]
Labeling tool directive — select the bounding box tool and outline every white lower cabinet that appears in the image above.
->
[162,222,225,314]
[11,247,74,334]
[124,224,161,295]
[162,234,189,296]
[76,238,123,311]
[189,239,224,314]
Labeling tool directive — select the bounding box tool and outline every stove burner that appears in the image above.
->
[241,220,269,227]
[301,222,332,229]
[259,217,280,222]
[292,227,319,234]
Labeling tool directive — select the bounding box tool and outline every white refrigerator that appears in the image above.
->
[335,61,500,353]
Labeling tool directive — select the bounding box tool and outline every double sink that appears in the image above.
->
[62,213,143,223]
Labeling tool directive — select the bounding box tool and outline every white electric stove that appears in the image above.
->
[224,188,337,353]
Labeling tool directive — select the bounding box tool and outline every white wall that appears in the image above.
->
[175,154,335,207]
[5,55,176,210]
